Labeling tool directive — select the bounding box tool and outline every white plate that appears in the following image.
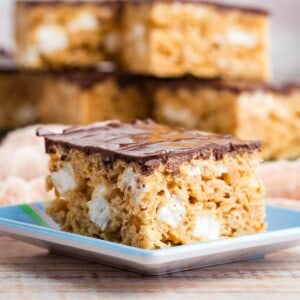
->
[0,202,299,275]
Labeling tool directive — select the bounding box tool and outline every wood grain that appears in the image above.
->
[0,198,299,299]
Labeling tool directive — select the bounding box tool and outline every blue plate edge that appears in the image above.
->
[0,202,299,259]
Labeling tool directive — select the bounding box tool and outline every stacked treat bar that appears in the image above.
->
[0,52,42,130]
[15,0,269,80]
[154,80,300,160]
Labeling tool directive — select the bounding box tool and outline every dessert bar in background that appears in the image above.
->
[15,0,119,69]
[38,120,265,249]
[154,79,300,160]
[0,57,42,129]
[15,0,270,81]
[38,71,152,124]
[121,0,270,80]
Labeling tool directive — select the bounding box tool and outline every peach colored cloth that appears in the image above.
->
[260,159,300,200]
[0,125,64,205]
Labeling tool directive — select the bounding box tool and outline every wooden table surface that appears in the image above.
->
[1,198,300,300]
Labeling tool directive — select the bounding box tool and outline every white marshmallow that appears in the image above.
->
[193,214,220,240]
[118,167,137,190]
[67,11,98,32]
[36,24,68,53]
[162,105,198,128]
[88,183,110,230]
[180,165,202,177]
[225,28,257,47]
[216,164,228,176]
[238,92,289,118]
[215,28,257,48]
[51,163,76,195]
[157,193,186,227]
[117,167,148,204]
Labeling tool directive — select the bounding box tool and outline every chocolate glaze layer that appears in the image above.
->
[37,119,260,174]
[18,0,268,15]
[151,77,296,94]
[43,69,150,89]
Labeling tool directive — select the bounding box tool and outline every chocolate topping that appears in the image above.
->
[19,0,268,15]
[43,69,150,89]
[37,120,260,174]
[152,76,300,95]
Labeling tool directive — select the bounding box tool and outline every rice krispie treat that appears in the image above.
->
[154,79,300,160]
[0,54,42,129]
[38,120,265,249]
[38,70,153,124]
[15,0,120,69]
[121,0,270,80]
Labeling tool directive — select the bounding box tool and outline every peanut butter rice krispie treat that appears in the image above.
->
[38,120,265,249]
[15,0,119,69]
[0,54,42,129]
[154,79,300,160]
[121,0,270,80]
[38,71,152,124]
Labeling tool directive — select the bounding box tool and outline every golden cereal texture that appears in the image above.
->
[121,2,270,80]
[15,2,119,68]
[38,75,153,125]
[46,146,265,249]
[154,85,300,160]
[0,72,42,129]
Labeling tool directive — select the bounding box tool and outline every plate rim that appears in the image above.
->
[0,203,300,264]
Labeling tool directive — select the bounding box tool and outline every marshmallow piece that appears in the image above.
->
[193,214,220,240]
[162,105,198,128]
[67,11,98,32]
[225,28,257,47]
[51,163,77,195]
[36,24,68,53]
[88,183,111,230]
[157,193,186,227]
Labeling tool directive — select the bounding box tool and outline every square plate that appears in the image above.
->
[0,202,299,275]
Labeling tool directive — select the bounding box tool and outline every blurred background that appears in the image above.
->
[0,0,299,206]
[1,0,300,82]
